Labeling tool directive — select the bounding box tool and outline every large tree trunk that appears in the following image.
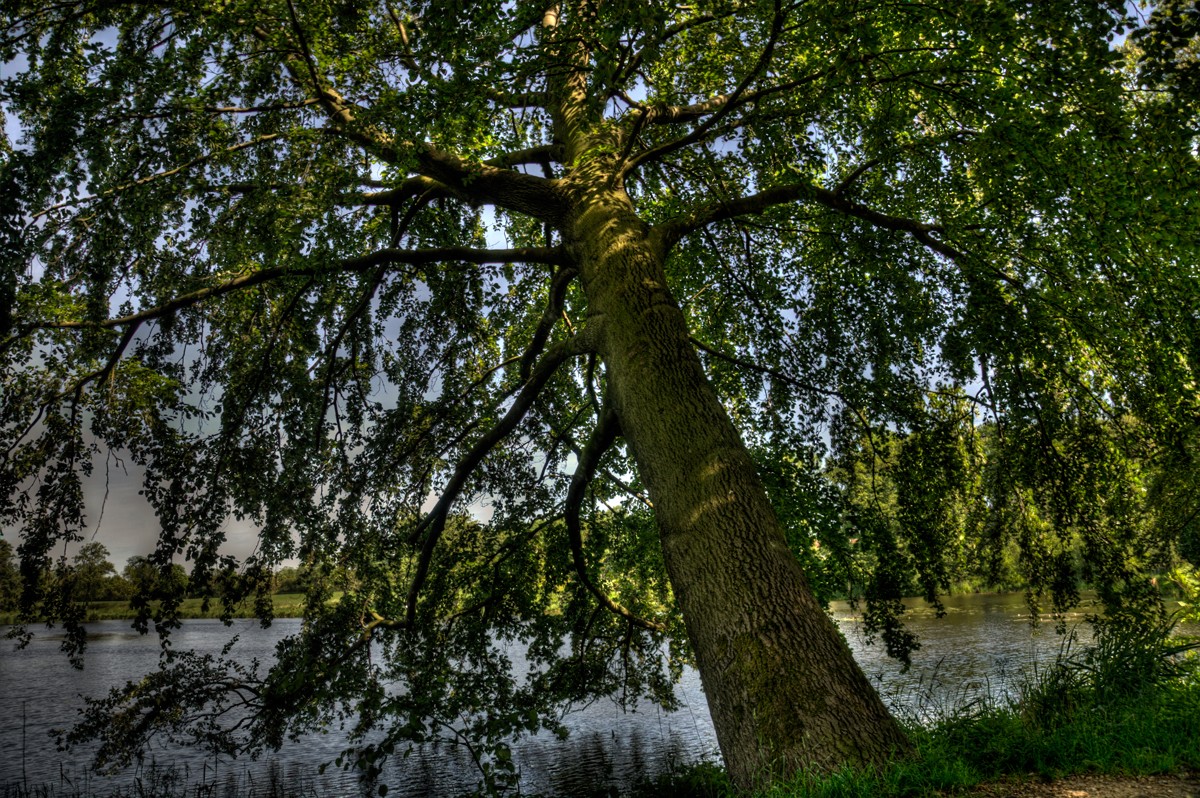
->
[565,182,911,787]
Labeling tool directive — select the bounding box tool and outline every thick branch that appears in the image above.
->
[248,20,565,221]
[488,89,553,109]
[352,176,452,206]
[564,407,666,632]
[405,145,566,223]
[403,339,580,625]
[486,143,564,170]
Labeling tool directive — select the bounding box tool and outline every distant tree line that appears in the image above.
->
[0,539,311,613]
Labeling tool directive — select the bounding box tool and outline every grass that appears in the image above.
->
[0,594,309,625]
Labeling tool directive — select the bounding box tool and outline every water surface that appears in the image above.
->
[0,592,1106,796]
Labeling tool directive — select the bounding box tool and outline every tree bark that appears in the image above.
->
[564,176,911,787]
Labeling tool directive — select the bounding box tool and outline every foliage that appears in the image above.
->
[1164,564,1200,629]
[1,0,1198,790]
[1130,0,1200,120]
[0,537,18,611]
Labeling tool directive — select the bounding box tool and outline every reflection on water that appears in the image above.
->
[831,591,1102,726]
[0,592,1122,796]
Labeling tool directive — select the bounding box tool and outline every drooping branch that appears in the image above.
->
[311,192,433,445]
[59,320,143,402]
[403,338,582,625]
[520,263,579,381]
[31,133,285,219]
[12,246,569,338]
[564,407,666,632]
[622,1,784,173]
[658,179,967,261]
[689,336,844,401]
[96,98,322,125]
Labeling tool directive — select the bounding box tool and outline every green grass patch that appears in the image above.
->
[0,593,309,625]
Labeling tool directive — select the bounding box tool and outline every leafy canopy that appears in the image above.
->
[1,0,1198,785]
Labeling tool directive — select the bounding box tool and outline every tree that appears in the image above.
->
[73,541,117,607]
[0,538,18,611]
[1,0,1197,789]
[272,566,302,594]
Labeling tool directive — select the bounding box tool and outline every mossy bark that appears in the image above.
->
[564,177,911,787]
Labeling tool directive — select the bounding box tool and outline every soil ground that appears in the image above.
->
[968,772,1200,798]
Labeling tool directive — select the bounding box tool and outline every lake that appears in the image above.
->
[0,592,1102,796]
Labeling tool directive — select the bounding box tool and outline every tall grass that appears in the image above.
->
[1,760,330,798]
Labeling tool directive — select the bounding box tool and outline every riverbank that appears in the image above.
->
[637,623,1200,798]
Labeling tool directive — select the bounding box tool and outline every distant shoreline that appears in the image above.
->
[0,592,308,626]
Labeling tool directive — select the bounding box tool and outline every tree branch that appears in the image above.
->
[16,246,569,334]
[564,407,666,632]
[246,20,563,219]
[660,179,943,250]
[520,264,579,381]
[689,336,843,401]
[617,12,735,88]
[403,338,581,625]
[32,134,285,218]
[622,1,784,174]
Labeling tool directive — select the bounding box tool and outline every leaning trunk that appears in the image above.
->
[566,184,910,787]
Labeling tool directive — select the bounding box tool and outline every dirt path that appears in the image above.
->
[968,772,1200,798]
